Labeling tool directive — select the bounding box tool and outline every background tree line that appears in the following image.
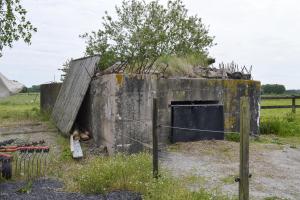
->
[261,84,286,95]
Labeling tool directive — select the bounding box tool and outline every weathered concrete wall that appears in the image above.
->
[85,74,260,154]
[40,83,62,113]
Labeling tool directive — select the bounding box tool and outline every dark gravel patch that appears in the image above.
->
[0,179,142,200]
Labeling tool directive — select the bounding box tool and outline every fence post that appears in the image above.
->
[239,97,250,200]
[292,96,296,113]
[152,98,159,178]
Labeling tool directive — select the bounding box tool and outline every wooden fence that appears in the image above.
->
[261,96,300,113]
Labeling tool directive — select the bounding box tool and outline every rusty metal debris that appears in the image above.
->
[0,140,50,180]
[193,62,252,80]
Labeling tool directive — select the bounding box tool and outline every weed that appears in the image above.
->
[56,135,72,162]
[271,138,284,145]
[221,175,237,184]
[260,117,300,137]
[17,181,33,194]
[74,153,232,200]
[264,196,288,200]
[285,112,296,122]
[225,132,240,142]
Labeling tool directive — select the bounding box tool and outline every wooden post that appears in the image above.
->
[292,96,296,113]
[239,97,250,200]
[152,98,159,178]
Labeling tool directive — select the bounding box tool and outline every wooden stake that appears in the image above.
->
[292,96,296,113]
[239,97,250,200]
[152,98,158,178]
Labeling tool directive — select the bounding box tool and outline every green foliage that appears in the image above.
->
[225,132,240,142]
[260,114,300,137]
[260,98,300,137]
[17,181,33,194]
[285,112,296,122]
[263,197,288,200]
[81,0,215,72]
[21,85,40,93]
[56,135,73,162]
[0,0,37,56]
[59,58,73,81]
[221,175,237,184]
[262,84,286,94]
[74,153,231,200]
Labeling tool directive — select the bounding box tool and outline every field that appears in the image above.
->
[0,93,42,125]
[1,94,300,200]
[260,98,300,118]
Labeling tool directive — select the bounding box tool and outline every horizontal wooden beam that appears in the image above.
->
[261,96,300,100]
[261,105,300,109]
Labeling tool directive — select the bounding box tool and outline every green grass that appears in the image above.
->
[225,132,240,142]
[73,153,233,200]
[0,93,44,124]
[221,175,237,185]
[260,98,300,137]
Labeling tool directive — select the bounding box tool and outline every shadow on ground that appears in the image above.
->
[0,179,141,200]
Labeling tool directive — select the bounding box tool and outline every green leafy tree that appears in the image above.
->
[59,58,73,81]
[81,0,215,73]
[262,84,286,94]
[0,0,37,56]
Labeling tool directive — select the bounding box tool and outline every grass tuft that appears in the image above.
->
[225,132,240,142]
[74,153,232,200]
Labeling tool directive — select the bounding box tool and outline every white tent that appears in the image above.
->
[0,72,24,98]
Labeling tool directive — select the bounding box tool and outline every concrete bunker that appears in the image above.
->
[74,74,260,154]
[42,57,261,155]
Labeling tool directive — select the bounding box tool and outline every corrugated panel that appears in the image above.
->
[51,55,100,135]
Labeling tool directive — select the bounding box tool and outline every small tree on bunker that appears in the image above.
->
[81,0,215,73]
[0,0,37,56]
[59,58,73,81]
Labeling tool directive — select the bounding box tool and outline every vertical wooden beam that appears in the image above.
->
[292,96,296,113]
[152,98,158,178]
[239,97,250,200]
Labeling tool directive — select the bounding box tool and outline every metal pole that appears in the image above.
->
[152,98,158,178]
[239,97,250,200]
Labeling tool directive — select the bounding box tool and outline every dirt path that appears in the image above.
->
[160,140,300,200]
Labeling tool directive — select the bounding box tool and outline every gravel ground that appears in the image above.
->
[0,179,141,200]
[160,140,300,200]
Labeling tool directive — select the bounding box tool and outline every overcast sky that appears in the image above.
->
[0,0,299,89]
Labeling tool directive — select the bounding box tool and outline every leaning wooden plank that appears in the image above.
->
[72,140,83,159]
[51,55,100,135]
[70,135,74,153]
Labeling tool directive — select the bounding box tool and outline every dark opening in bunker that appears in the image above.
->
[170,100,224,143]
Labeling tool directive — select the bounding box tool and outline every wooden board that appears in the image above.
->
[51,55,100,135]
